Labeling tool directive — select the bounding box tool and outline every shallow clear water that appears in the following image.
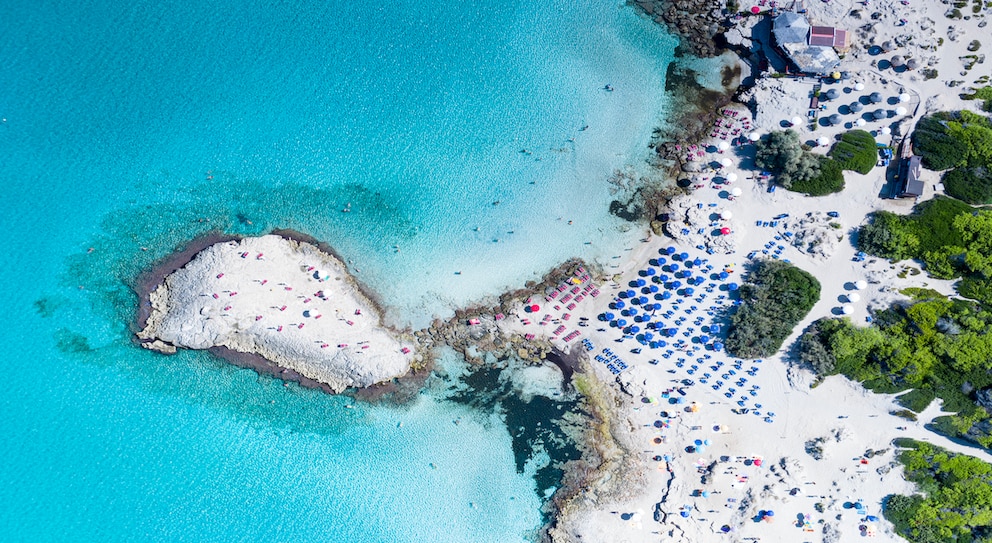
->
[0,0,676,541]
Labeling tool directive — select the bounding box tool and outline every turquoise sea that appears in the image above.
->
[0,0,678,541]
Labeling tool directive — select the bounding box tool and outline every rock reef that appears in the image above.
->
[137,234,416,393]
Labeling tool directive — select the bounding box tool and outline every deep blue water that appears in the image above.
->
[0,0,677,541]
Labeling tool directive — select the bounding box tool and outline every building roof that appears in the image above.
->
[782,43,841,74]
[902,155,924,196]
[809,26,835,46]
[773,12,810,44]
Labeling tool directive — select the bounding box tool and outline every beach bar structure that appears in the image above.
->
[892,138,924,198]
[771,12,845,75]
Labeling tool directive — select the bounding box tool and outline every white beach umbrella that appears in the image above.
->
[842,305,854,315]
[718,141,731,152]
[847,292,861,303]
[720,210,733,220]
[895,106,908,116]
[720,157,733,168]
[726,172,739,183]
[854,82,865,91]
[854,280,868,290]
[816,136,830,147]
[881,127,892,135]
[856,118,867,127]
[899,93,911,103]
[748,132,761,142]
[731,187,743,197]
[791,116,803,127]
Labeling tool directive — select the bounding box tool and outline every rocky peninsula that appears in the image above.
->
[137,234,417,393]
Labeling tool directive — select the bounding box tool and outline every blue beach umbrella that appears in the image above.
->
[728,283,739,291]
[668,328,678,337]
[714,341,724,350]
[646,267,656,276]
[693,258,702,266]
[719,271,729,280]
[644,332,654,340]
[680,252,689,261]
[618,319,627,327]
[626,289,636,297]
[631,325,640,333]
[685,287,695,295]
[662,291,672,300]
[615,300,625,309]
[670,263,679,271]
[628,308,638,315]
[636,278,646,287]
[650,284,659,293]
[699,335,710,343]
[660,274,670,281]
[666,246,676,255]
[638,296,648,304]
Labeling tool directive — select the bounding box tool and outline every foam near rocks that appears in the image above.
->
[138,235,415,392]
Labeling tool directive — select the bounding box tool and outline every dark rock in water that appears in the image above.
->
[628,0,727,58]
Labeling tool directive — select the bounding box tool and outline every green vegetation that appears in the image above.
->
[885,440,992,543]
[798,296,992,448]
[857,196,972,268]
[725,260,821,358]
[754,130,848,196]
[962,85,992,112]
[828,129,878,174]
[913,111,992,204]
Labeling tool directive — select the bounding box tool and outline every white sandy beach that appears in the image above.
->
[486,0,992,540]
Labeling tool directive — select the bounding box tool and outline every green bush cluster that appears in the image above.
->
[885,440,992,543]
[962,85,992,111]
[799,295,992,449]
[829,129,879,174]
[725,260,821,358]
[754,130,846,195]
[857,196,973,273]
[913,111,992,204]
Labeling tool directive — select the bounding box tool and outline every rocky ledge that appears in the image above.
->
[137,234,417,393]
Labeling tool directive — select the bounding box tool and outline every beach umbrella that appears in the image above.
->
[660,274,670,281]
[854,82,865,91]
[693,258,702,266]
[842,305,854,315]
[726,172,738,183]
[714,342,724,350]
[666,246,676,255]
[728,283,739,291]
[856,118,867,127]
[668,328,678,337]
[881,127,892,136]
[825,88,839,100]
[899,93,911,103]
[828,114,842,125]
[847,292,861,303]
[685,287,695,295]
[625,289,635,297]
[617,319,627,327]
[790,116,803,127]
[662,291,672,300]
[890,55,905,68]
[636,278,646,287]
[649,284,659,293]
[670,263,679,271]
[646,267,656,276]
[717,141,730,152]
[720,157,733,168]
[720,227,731,235]
[750,5,760,13]
[881,40,895,52]
[850,102,863,113]
[731,187,743,197]
[855,280,868,290]
[906,58,920,70]
[873,109,887,120]
[631,325,640,333]
[747,132,761,142]
[720,210,733,220]
[639,296,648,304]
[816,136,830,147]
[895,106,907,116]
[710,324,720,333]
[869,92,883,103]
[719,271,729,280]
[680,252,689,261]
[700,335,710,343]
[671,281,682,289]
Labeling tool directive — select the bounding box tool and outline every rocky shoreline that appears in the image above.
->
[629,0,728,58]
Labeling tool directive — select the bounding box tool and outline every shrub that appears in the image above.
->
[962,86,992,111]
[725,260,821,358]
[829,129,878,174]
[913,114,969,170]
[790,157,845,195]
[943,167,992,204]
[755,130,841,194]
